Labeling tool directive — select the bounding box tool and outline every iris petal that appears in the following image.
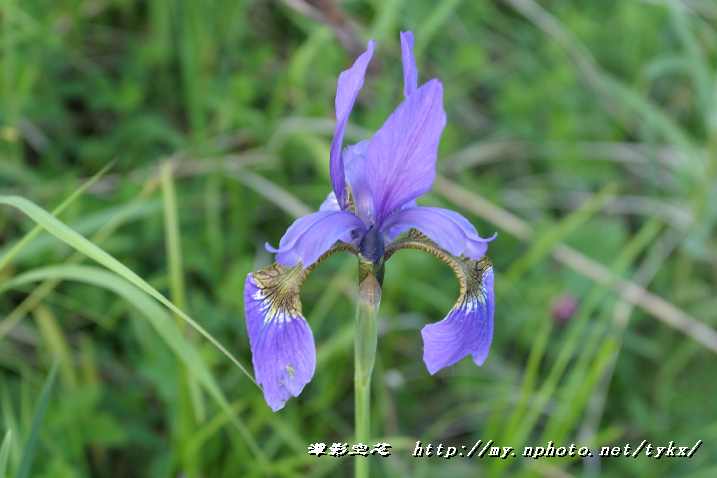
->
[385,232,495,374]
[330,41,375,209]
[343,140,375,223]
[381,206,495,260]
[266,210,365,268]
[244,269,315,411]
[400,31,418,97]
[422,266,494,374]
[365,80,446,225]
[319,191,340,212]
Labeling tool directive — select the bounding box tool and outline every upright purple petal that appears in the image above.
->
[244,273,316,411]
[381,206,495,260]
[422,266,495,374]
[319,192,341,212]
[343,140,375,223]
[266,210,365,268]
[365,80,446,225]
[330,41,375,209]
[400,31,417,97]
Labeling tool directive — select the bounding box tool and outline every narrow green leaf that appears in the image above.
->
[0,195,256,386]
[161,162,188,313]
[505,182,619,283]
[16,363,58,478]
[161,162,207,437]
[0,160,115,272]
[669,4,713,128]
[0,200,162,265]
[415,0,463,57]
[34,306,77,388]
[0,430,11,478]
[0,264,266,462]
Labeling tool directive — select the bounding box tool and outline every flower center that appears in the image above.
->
[359,226,384,265]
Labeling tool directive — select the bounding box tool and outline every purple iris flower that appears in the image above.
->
[244,31,496,411]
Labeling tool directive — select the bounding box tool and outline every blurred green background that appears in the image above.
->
[1,0,716,476]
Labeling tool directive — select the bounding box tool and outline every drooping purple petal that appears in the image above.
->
[244,273,316,411]
[381,206,496,260]
[400,31,417,97]
[365,80,446,225]
[266,210,365,267]
[422,266,494,374]
[330,41,375,209]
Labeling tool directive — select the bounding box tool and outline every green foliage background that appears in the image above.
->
[1,0,716,476]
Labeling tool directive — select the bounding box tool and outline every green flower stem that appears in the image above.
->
[354,259,382,478]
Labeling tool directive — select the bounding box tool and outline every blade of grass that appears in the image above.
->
[414,0,463,58]
[504,182,618,284]
[669,3,713,129]
[491,318,553,448]
[33,305,77,388]
[161,162,188,315]
[0,265,267,463]
[0,160,115,272]
[368,0,403,42]
[491,219,662,476]
[0,181,163,342]
[16,363,58,478]
[186,400,247,459]
[541,250,651,445]
[577,231,685,478]
[0,385,19,471]
[0,430,11,478]
[505,0,696,159]
[161,161,206,474]
[0,195,256,385]
[0,200,162,266]
[230,170,312,217]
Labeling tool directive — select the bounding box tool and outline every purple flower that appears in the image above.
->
[245,32,496,411]
[551,294,578,325]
